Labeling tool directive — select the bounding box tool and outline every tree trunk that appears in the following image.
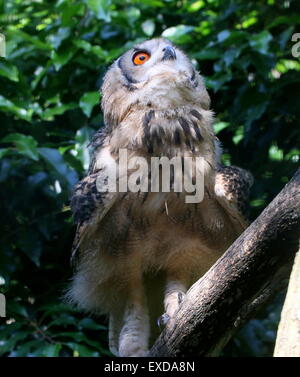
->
[273,247,300,357]
[150,168,300,357]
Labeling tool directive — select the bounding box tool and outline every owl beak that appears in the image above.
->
[162,46,176,61]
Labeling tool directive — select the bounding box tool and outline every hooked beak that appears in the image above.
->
[162,46,176,61]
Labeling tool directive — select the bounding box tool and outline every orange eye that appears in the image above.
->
[133,51,150,65]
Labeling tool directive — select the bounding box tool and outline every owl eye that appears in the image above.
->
[133,51,150,65]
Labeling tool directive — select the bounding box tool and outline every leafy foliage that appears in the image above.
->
[0,0,299,356]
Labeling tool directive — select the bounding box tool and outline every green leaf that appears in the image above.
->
[13,340,44,357]
[73,40,108,60]
[85,0,112,22]
[57,332,108,353]
[38,147,78,189]
[38,303,75,317]
[8,29,51,51]
[214,122,229,134]
[187,1,205,12]
[249,31,273,54]
[51,47,75,70]
[233,126,244,145]
[79,91,100,117]
[61,3,85,25]
[192,48,220,60]
[31,61,51,90]
[47,314,80,328]
[1,133,39,161]
[0,95,32,121]
[126,7,141,27]
[141,20,155,37]
[205,73,232,92]
[267,15,300,29]
[73,39,92,52]
[0,331,29,356]
[90,45,108,60]
[223,48,240,67]
[8,301,29,317]
[73,126,94,170]
[0,59,19,81]
[78,318,107,330]
[65,342,100,357]
[17,229,43,267]
[0,148,11,158]
[48,27,71,49]
[269,145,283,161]
[42,103,77,120]
[41,343,62,357]
[245,102,268,130]
[217,30,231,42]
[162,25,194,44]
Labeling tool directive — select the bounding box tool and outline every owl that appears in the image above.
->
[66,38,253,357]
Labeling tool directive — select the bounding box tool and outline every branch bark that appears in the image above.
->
[150,168,300,357]
[274,246,300,357]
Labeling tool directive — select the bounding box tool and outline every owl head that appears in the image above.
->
[101,38,210,127]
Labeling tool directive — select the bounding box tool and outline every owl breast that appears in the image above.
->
[108,105,215,156]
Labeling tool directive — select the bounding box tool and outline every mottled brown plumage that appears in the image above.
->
[66,38,253,356]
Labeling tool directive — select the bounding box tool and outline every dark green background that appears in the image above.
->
[0,0,299,357]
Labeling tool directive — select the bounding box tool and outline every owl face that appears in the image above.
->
[101,38,210,126]
[117,38,196,86]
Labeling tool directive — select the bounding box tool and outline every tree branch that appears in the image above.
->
[150,168,300,357]
[274,246,300,357]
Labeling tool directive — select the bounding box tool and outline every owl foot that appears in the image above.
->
[158,292,186,329]
[178,291,185,305]
[157,313,170,329]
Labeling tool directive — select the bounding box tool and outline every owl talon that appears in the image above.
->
[178,292,185,305]
[157,313,170,329]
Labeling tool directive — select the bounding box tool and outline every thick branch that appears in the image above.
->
[150,168,300,357]
[274,246,300,357]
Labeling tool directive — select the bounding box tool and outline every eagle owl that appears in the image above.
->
[67,38,253,357]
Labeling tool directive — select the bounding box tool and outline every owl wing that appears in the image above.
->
[70,150,119,264]
[214,165,253,227]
